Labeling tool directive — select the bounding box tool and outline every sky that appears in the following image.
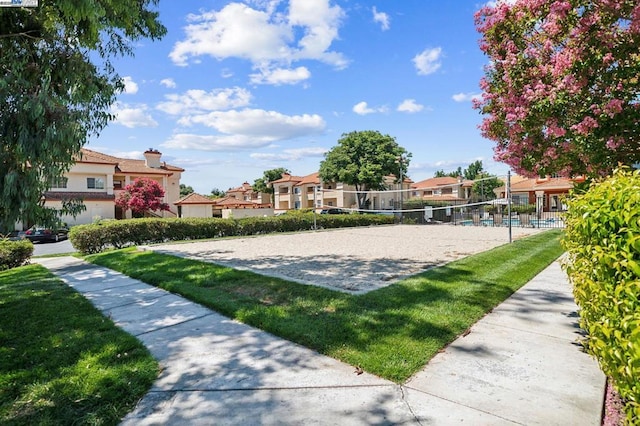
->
[87,0,507,195]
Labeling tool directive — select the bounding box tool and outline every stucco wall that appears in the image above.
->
[221,208,274,219]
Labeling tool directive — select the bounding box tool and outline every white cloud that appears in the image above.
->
[160,78,176,88]
[352,101,388,115]
[162,133,275,151]
[250,66,311,85]
[111,103,157,128]
[169,0,347,84]
[452,92,482,102]
[250,147,327,161]
[156,87,252,115]
[484,0,517,7]
[397,99,424,113]
[179,109,326,141]
[372,7,390,31]
[122,76,139,94]
[110,150,145,159]
[413,47,443,75]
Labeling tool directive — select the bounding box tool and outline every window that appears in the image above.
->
[48,176,68,189]
[87,177,105,189]
[294,187,301,194]
[294,201,301,209]
[113,180,123,189]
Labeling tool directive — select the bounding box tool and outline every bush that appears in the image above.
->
[511,203,536,214]
[70,214,395,255]
[0,239,34,270]
[562,168,640,423]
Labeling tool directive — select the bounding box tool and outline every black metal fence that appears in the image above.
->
[395,198,565,229]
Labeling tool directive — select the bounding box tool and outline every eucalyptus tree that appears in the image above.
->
[0,1,166,231]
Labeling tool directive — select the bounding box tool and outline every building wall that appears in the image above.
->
[221,208,274,219]
[47,200,115,225]
[180,204,212,218]
[51,164,114,194]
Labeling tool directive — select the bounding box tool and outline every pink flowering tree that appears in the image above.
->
[115,178,170,217]
[474,0,640,177]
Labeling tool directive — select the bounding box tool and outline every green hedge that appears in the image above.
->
[562,168,640,423]
[0,239,34,271]
[69,214,395,255]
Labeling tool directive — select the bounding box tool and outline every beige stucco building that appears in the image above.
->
[44,148,183,225]
[270,172,412,213]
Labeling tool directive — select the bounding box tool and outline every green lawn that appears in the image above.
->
[86,229,565,382]
[0,265,158,426]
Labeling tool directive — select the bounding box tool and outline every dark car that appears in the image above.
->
[320,208,349,214]
[24,226,69,243]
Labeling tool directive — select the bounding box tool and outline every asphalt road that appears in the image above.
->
[32,239,76,256]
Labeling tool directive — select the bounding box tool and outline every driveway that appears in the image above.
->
[32,239,76,256]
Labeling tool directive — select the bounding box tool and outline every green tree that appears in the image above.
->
[210,188,225,199]
[0,1,165,232]
[253,168,290,204]
[434,168,461,178]
[463,160,484,181]
[179,184,194,197]
[319,131,410,209]
[472,173,501,200]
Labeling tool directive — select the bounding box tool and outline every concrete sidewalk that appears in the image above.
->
[35,256,605,425]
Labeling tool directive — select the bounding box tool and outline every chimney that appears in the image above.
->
[144,148,162,168]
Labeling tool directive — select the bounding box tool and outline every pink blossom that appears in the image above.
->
[606,138,622,150]
[571,116,600,135]
[604,99,624,117]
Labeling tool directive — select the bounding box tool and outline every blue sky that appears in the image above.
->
[88,0,505,194]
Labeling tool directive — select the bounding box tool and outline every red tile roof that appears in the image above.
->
[174,193,217,205]
[227,182,254,194]
[270,173,304,184]
[44,191,115,201]
[411,176,472,190]
[79,148,184,175]
[211,196,267,208]
[500,177,579,192]
[296,172,320,186]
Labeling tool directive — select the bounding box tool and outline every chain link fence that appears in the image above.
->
[394,198,566,229]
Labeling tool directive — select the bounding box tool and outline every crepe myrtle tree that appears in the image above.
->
[0,1,165,232]
[319,131,411,210]
[115,178,170,217]
[474,0,640,177]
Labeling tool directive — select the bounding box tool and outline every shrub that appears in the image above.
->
[562,168,640,423]
[0,239,34,270]
[70,214,395,255]
[511,203,536,214]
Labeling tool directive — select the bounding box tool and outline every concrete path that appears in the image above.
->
[35,256,605,425]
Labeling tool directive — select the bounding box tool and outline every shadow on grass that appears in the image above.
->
[0,264,157,425]
[86,230,564,382]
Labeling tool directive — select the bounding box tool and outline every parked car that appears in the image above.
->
[24,225,69,243]
[320,208,349,214]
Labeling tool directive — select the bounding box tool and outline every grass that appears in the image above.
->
[86,229,565,383]
[0,264,158,425]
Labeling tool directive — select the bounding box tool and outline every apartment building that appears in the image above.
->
[271,172,412,213]
[226,182,269,204]
[494,175,584,212]
[44,148,183,225]
[410,176,473,201]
